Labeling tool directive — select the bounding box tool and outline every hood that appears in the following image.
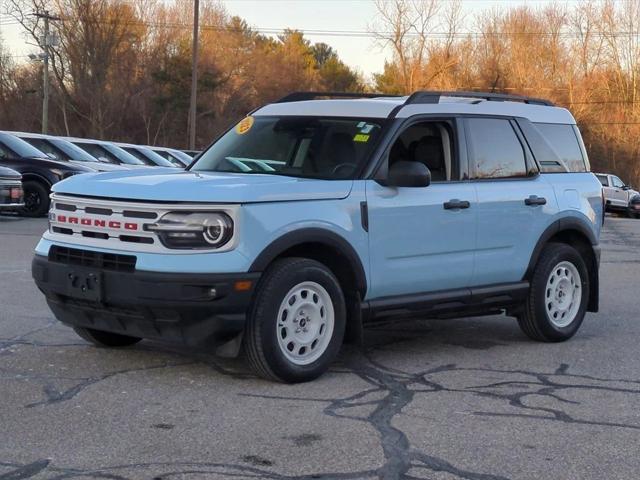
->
[0,166,21,179]
[52,169,353,203]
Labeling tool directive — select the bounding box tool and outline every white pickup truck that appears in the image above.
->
[596,173,640,218]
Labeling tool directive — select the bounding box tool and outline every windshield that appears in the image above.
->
[100,143,146,165]
[52,139,100,162]
[192,116,384,179]
[124,146,176,167]
[0,133,48,159]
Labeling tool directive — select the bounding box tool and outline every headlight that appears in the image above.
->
[146,212,234,249]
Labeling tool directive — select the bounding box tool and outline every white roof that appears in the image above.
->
[255,95,576,124]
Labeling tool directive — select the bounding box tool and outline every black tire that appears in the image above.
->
[517,243,589,342]
[244,258,346,383]
[73,326,142,347]
[20,180,50,217]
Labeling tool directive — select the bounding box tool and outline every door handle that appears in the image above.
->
[524,195,547,206]
[443,199,471,210]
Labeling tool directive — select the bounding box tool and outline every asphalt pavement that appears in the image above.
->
[1,214,639,480]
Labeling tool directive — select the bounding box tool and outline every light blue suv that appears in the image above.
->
[32,91,603,382]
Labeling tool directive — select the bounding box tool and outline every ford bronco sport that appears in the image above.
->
[32,91,603,383]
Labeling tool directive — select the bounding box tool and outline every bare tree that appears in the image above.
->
[371,0,440,92]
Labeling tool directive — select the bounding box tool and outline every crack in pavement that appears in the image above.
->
[5,343,640,479]
[0,321,58,353]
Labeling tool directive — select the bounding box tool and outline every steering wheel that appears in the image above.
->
[331,163,356,178]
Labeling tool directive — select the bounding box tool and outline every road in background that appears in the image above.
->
[1,215,639,480]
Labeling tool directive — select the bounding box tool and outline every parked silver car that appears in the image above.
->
[61,137,149,169]
[114,143,180,168]
[596,173,640,218]
[149,146,193,167]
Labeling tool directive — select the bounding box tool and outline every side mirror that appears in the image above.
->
[387,160,431,188]
[622,185,631,191]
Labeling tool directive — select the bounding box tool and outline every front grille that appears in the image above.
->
[49,196,159,248]
[49,246,136,272]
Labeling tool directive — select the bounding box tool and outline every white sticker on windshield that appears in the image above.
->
[360,124,374,134]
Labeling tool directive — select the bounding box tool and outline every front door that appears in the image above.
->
[610,175,628,208]
[366,119,477,299]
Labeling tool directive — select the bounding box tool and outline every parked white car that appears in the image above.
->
[596,173,640,218]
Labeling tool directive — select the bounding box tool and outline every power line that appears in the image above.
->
[11,15,640,38]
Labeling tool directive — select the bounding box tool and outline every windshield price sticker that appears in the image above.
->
[236,116,255,135]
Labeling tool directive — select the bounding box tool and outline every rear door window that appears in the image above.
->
[596,175,609,187]
[466,118,527,179]
[533,123,587,172]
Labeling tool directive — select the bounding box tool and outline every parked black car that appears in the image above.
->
[630,194,640,219]
[9,132,127,172]
[0,166,23,211]
[0,132,92,216]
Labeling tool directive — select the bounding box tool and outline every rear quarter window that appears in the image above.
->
[533,123,587,173]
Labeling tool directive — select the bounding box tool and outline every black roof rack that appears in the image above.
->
[404,91,554,106]
[276,91,400,103]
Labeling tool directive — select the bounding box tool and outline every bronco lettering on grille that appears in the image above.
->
[56,215,139,231]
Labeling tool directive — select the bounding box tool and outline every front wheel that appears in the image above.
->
[244,258,346,383]
[20,180,50,217]
[517,243,589,342]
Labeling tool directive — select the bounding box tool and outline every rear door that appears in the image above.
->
[467,117,557,286]
[366,118,477,298]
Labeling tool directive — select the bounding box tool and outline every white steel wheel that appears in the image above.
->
[544,261,582,328]
[276,281,335,366]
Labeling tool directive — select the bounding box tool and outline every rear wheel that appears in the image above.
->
[244,258,346,383]
[20,180,50,217]
[73,326,142,347]
[517,243,589,342]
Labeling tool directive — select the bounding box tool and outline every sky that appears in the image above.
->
[1,0,584,81]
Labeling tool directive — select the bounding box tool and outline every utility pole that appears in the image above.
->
[188,0,200,150]
[34,11,59,135]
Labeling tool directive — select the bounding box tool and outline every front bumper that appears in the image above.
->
[32,254,260,346]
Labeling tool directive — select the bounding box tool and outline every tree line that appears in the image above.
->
[1,0,639,186]
[0,0,363,148]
